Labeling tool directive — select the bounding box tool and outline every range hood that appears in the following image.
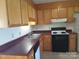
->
[50,18,67,23]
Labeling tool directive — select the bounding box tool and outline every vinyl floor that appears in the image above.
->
[40,52,79,59]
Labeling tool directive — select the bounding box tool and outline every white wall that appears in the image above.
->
[32,23,74,31]
[33,0,66,4]
[0,26,31,46]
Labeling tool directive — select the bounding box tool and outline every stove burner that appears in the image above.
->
[53,32,57,34]
[51,27,69,35]
[51,31,69,35]
[61,32,66,34]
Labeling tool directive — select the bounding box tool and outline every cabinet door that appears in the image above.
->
[69,34,77,52]
[58,8,67,18]
[21,0,29,25]
[32,6,37,24]
[0,55,27,59]
[28,49,34,59]
[52,8,58,18]
[7,0,22,26]
[37,10,44,24]
[40,34,44,52]
[67,7,75,22]
[29,6,37,24]
[43,34,52,51]
[44,9,52,24]
[27,0,33,18]
[32,7,36,19]
[75,6,79,13]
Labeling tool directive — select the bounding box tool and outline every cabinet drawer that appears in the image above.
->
[69,38,76,52]
[69,34,76,39]
[69,33,77,52]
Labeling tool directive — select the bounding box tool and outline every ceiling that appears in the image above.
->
[33,0,67,4]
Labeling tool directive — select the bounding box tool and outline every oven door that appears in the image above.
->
[52,35,69,52]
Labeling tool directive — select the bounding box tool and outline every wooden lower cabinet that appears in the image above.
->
[0,55,28,59]
[40,34,44,52]
[43,34,52,51]
[40,32,77,52]
[0,49,34,59]
[69,33,77,52]
[40,33,52,52]
[28,56,34,59]
[0,55,34,59]
[28,49,34,59]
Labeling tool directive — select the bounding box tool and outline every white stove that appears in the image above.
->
[51,27,69,35]
[51,27,69,52]
[51,31,69,35]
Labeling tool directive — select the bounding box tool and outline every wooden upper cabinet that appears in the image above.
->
[58,8,67,18]
[75,6,79,13]
[32,7,36,19]
[32,3,37,19]
[43,9,52,24]
[27,0,33,18]
[0,0,36,27]
[27,0,37,24]
[21,0,29,25]
[32,7,37,23]
[52,8,58,18]
[37,10,44,24]
[7,0,22,26]
[29,4,37,23]
[32,6,37,22]
[0,0,22,28]
[67,7,75,22]
[0,0,8,28]
[52,8,67,18]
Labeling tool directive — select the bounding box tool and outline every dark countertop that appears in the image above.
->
[0,33,40,56]
[0,30,76,56]
[33,30,77,34]
[33,30,51,33]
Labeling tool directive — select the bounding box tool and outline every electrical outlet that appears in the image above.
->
[19,32,21,35]
[12,34,14,38]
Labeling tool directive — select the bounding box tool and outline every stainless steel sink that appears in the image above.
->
[27,33,40,40]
